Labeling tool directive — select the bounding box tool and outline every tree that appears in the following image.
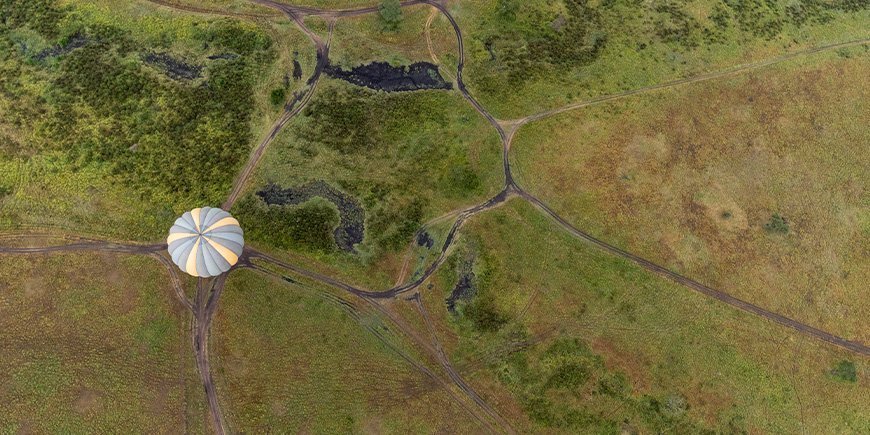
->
[379,0,402,32]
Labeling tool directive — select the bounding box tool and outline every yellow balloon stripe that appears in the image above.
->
[191,208,202,232]
[167,232,196,244]
[185,237,201,277]
[206,217,241,232]
[203,236,240,265]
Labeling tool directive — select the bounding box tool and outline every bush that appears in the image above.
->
[462,297,508,332]
[830,360,857,382]
[233,195,339,252]
[544,362,590,390]
[763,213,789,234]
[270,87,286,106]
[3,5,275,206]
[379,0,402,32]
[445,165,481,195]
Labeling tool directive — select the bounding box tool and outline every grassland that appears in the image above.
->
[137,0,280,16]
[1,0,865,432]
[420,199,868,433]
[511,50,869,341]
[328,3,454,68]
[451,0,870,118]
[232,78,503,289]
[211,268,482,432]
[0,251,206,433]
[0,0,302,241]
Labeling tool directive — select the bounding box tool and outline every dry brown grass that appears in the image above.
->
[0,252,201,432]
[424,200,868,433]
[512,50,869,341]
[328,4,456,68]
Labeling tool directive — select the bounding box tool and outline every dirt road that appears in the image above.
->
[2,1,867,433]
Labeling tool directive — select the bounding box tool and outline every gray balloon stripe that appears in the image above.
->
[205,231,243,246]
[200,243,223,277]
[172,236,199,266]
[204,242,231,272]
[168,235,197,252]
[202,208,227,228]
[170,236,197,261]
[195,239,209,277]
[169,225,198,236]
[172,219,197,234]
[204,226,243,236]
[180,212,197,230]
[203,236,243,255]
[209,242,232,273]
[200,207,216,226]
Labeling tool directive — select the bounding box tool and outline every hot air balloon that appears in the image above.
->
[167,207,244,277]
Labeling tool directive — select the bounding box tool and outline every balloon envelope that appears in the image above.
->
[167,207,244,277]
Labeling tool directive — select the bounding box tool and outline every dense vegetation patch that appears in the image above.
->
[234,194,340,252]
[495,337,717,433]
[476,0,606,85]
[253,181,366,253]
[250,83,495,258]
[0,0,274,206]
[763,213,789,234]
[829,360,857,383]
[469,0,869,103]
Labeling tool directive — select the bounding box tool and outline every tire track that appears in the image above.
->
[411,293,516,434]
[508,38,870,127]
[245,263,497,432]
[223,10,334,210]
[517,190,870,356]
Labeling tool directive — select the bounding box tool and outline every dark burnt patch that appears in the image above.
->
[258,181,365,253]
[416,231,434,249]
[34,33,90,61]
[324,61,452,92]
[293,59,303,81]
[446,256,477,313]
[142,52,202,80]
[207,53,238,60]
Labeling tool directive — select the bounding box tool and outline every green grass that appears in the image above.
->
[0,0,299,241]
[423,199,868,433]
[211,268,481,432]
[329,4,442,68]
[233,78,503,290]
[510,51,869,340]
[453,0,870,118]
[0,252,205,433]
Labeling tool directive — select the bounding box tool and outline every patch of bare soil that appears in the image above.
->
[22,277,45,300]
[73,388,101,414]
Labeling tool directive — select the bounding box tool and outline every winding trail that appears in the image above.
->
[3,2,867,434]
[144,0,279,18]
[517,191,870,356]
[151,253,194,312]
[412,293,516,433]
[223,10,334,210]
[227,0,869,359]
[245,262,499,432]
[247,186,514,300]
[506,37,870,128]
[193,275,228,435]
